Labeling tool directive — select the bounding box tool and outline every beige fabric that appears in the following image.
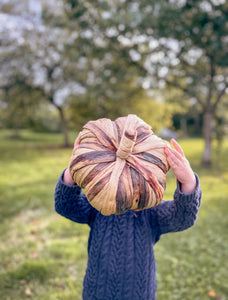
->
[69,114,170,215]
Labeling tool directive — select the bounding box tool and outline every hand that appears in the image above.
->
[165,139,196,194]
[63,132,81,186]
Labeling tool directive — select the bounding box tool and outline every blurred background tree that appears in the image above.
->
[0,0,227,163]
[0,1,85,146]
[145,0,228,165]
[81,0,227,165]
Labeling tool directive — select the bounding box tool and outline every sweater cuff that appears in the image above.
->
[58,169,82,195]
[175,173,201,206]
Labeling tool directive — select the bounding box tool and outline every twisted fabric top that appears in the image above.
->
[69,114,170,215]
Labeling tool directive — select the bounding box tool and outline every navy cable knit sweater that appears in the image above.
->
[55,170,202,300]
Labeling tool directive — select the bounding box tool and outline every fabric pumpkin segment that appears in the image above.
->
[69,114,170,215]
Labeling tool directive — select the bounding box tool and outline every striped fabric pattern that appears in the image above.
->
[69,114,170,215]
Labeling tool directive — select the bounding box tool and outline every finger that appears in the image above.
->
[166,148,181,164]
[165,145,183,161]
[167,147,190,170]
[171,139,184,157]
[166,156,180,174]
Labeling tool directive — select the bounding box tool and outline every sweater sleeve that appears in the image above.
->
[54,170,97,225]
[153,173,202,237]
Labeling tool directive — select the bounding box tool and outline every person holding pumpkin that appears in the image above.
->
[54,115,202,300]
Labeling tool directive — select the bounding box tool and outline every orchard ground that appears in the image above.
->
[0,130,227,300]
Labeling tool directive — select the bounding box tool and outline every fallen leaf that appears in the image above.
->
[58,284,66,290]
[32,219,39,225]
[25,287,31,296]
[29,252,38,259]
[208,290,216,297]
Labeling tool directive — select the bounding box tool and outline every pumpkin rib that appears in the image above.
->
[70,114,170,215]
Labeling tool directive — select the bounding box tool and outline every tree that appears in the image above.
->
[1,0,157,145]
[140,0,228,165]
[57,0,175,132]
[76,0,227,164]
[0,4,86,146]
[0,76,42,136]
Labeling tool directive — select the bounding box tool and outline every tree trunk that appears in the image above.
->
[202,110,214,165]
[12,126,20,138]
[180,117,188,137]
[56,105,69,147]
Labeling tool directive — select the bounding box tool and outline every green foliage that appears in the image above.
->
[1,0,227,151]
[52,0,228,163]
[68,92,174,133]
[1,87,36,131]
[145,0,228,163]
[0,130,228,299]
[127,95,173,133]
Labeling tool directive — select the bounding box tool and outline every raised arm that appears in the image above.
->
[154,174,202,235]
[55,169,97,225]
[54,133,97,225]
[152,139,202,236]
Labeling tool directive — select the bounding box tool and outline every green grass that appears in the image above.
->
[0,129,227,300]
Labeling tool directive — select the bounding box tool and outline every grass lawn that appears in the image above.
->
[0,129,227,300]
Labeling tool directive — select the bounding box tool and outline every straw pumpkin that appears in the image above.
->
[69,114,170,215]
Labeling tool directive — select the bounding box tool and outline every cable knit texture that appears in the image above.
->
[55,170,202,300]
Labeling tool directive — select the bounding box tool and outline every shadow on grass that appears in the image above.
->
[1,260,55,283]
[0,259,57,299]
[0,179,56,224]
